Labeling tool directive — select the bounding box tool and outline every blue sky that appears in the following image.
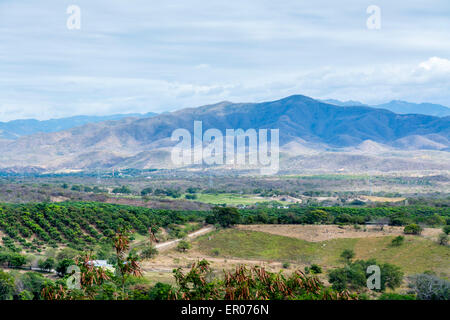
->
[0,0,449,121]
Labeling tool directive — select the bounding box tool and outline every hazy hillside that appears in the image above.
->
[0,112,157,140]
[0,95,448,171]
[324,99,450,117]
[373,101,450,117]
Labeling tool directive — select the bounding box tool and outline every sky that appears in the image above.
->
[0,0,450,121]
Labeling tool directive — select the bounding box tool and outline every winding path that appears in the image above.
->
[154,226,215,251]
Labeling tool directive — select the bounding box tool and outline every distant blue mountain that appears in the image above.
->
[323,99,450,117]
[0,112,157,140]
[322,99,367,107]
[373,100,450,117]
[0,95,448,170]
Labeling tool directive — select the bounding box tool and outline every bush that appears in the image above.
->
[177,240,191,252]
[340,249,355,263]
[38,257,55,272]
[304,210,331,224]
[328,259,403,292]
[56,258,75,276]
[112,186,132,194]
[8,253,28,268]
[282,262,290,269]
[148,282,173,300]
[0,270,15,300]
[20,272,50,299]
[438,233,448,246]
[404,224,422,235]
[140,187,153,196]
[140,245,158,259]
[443,225,450,235]
[378,293,415,300]
[207,207,240,228]
[408,274,450,300]
[391,236,405,247]
[18,290,34,300]
[310,264,322,274]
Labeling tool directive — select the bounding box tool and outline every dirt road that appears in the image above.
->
[155,226,214,251]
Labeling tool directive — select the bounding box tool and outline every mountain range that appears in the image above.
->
[0,112,157,140]
[0,95,448,173]
[323,99,450,117]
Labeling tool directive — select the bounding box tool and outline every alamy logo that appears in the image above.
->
[366,5,381,30]
[366,265,381,290]
[171,121,279,175]
[67,5,81,30]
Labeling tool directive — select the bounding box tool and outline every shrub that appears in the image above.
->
[391,236,405,247]
[328,259,403,292]
[148,282,173,300]
[443,225,450,235]
[38,257,55,272]
[140,187,153,196]
[112,186,132,194]
[207,207,240,228]
[140,245,158,259]
[177,240,191,252]
[310,264,322,274]
[404,224,422,235]
[408,274,450,300]
[282,262,290,269]
[438,233,448,246]
[304,210,331,224]
[18,290,34,300]
[378,293,415,300]
[71,185,82,191]
[20,272,50,299]
[0,270,15,300]
[56,258,75,276]
[340,249,355,263]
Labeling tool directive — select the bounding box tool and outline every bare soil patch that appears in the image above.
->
[236,224,442,242]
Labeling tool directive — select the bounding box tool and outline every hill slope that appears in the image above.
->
[0,112,157,140]
[324,99,450,117]
[0,95,448,171]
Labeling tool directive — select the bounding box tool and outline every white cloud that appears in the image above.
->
[419,57,450,72]
[0,1,450,120]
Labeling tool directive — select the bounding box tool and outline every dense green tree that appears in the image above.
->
[329,259,403,292]
[176,240,191,252]
[438,233,448,246]
[443,225,450,235]
[391,236,405,247]
[408,274,450,300]
[303,210,331,224]
[148,282,173,300]
[20,272,49,299]
[112,186,132,194]
[0,270,15,300]
[340,249,355,263]
[38,257,55,272]
[140,187,153,196]
[208,207,240,228]
[404,224,422,235]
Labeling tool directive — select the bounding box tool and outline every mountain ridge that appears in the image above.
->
[0,112,158,140]
[0,95,448,172]
[323,99,450,117]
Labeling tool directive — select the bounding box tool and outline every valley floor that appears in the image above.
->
[140,224,450,290]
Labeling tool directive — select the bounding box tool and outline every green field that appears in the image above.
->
[195,229,450,278]
[185,193,288,206]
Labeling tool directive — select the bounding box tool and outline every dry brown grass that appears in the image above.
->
[236,224,442,242]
